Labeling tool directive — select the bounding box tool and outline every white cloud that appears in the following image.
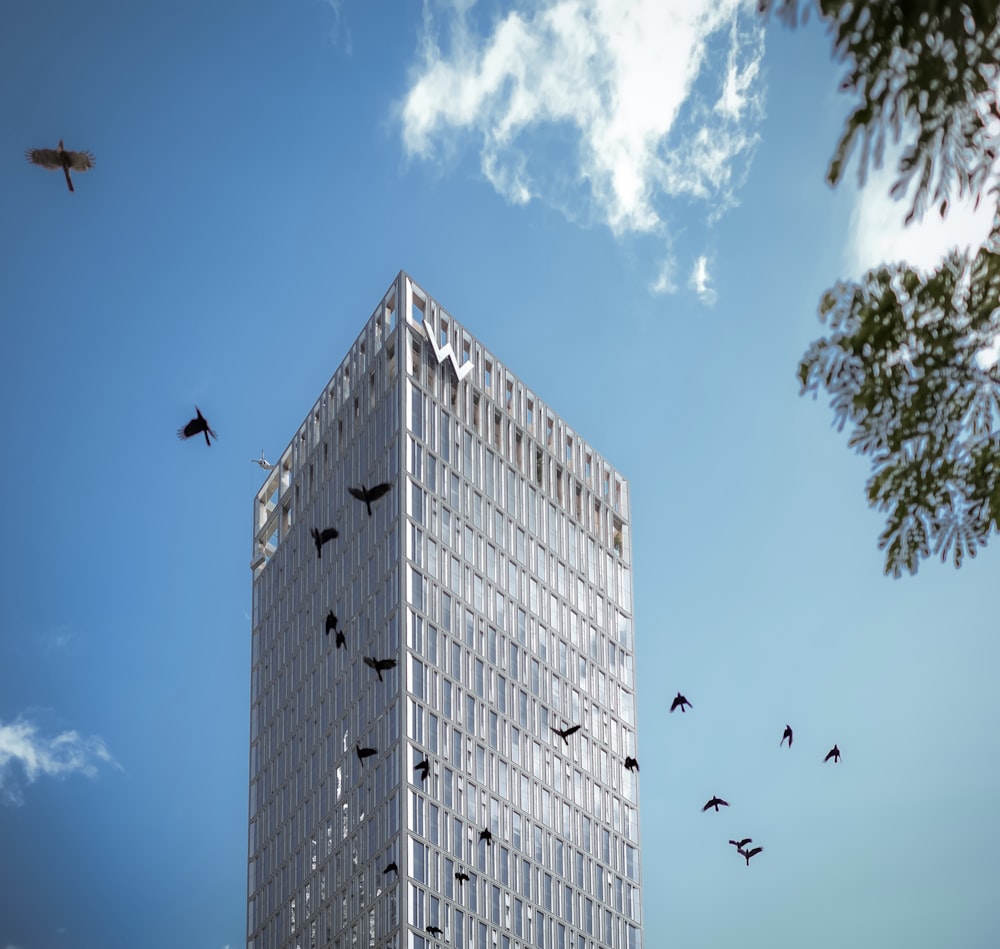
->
[400,0,766,292]
[688,254,716,303]
[0,716,119,806]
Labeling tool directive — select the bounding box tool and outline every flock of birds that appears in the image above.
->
[670,691,842,868]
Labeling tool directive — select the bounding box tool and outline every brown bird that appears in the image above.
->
[742,846,763,866]
[670,692,692,713]
[25,140,95,192]
[824,744,841,763]
[414,759,430,782]
[325,611,338,636]
[702,796,729,812]
[177,407,217,446]
[348,482,392,516]
[383,861,398,876]
[781,725,793,747]
[624,756,639,772]
[356,744,377,765]
[311,526,338,558]
[478,828,493,846]
[363,656,397,681]
[729,838,752,850]
[551,723,581,745]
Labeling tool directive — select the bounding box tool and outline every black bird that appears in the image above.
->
[25,140,95,192]
[335,629,345,649]
[383,862,398,876]
[426,926,444,938]
[781,724,793,747]
[479,828,493,846]
[348,482,392,516]
[551,723,581,745]
[702,796,729,812]
[364,656,398,681]
[325,611,338,636]
[356,744,377,765]
[311,526,338,558]
[414,759,430,782]
[177,407,217,446]
[454,870,469,885]
[729,838,753,850]
[624,756,639,772]
[824,743,841,763]
[743,846,763,866]
[670,692,692,713]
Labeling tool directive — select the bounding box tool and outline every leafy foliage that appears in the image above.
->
[798,218,1000,575]
[762,0,1000,223]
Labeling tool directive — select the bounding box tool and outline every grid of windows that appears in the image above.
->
[249,273,641,949]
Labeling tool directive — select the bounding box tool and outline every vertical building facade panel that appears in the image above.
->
[249,273,642,949]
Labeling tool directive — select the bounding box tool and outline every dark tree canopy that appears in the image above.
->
[763,1,1000,574]
[799,219,1000,576]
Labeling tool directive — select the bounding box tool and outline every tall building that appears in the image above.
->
[247,272,642,949]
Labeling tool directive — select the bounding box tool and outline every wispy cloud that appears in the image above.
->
[688,254,716,303]
[0,715,119,806]
[400,0,766,295]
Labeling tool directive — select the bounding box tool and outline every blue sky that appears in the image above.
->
[2,1,998,948]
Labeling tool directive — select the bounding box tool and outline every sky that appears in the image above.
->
[1,1,998,948]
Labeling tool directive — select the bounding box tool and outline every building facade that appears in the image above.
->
[247,272,642,949]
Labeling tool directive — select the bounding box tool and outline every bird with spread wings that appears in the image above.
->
[26,140,95,192]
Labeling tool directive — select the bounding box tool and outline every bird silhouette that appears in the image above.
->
[624,756,639,772]
[414,759,430,782]
[25,140,95,192]
[550,723,581,745]
[363,656,397,681]
[729,838,753,850]
[426,926,444,938]
[383,861,398,876]
[356,744,377,765]
[311,526,338,558]
[335,629,345,649]
[670,692,692,713]
[454,870,469,885]
[702,796,729,812]
[251,450,273,470]
[479,828,493,846]
[325,611,338,636]
[742,846,763,866]
[781,724,793,747]
[824,744,841,763]
[177,407,217,446]
[348,482,392,516]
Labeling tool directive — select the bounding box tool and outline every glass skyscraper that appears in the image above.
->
[247,272,642,949]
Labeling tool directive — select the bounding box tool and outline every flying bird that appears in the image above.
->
[414,759,430,782]
[702,796,729,812]
[177,407,217,446]
[454,870,469,885]
[348,482,392,516]
[624,756,639,772]
[426,926,444,938]
[25,140,95,192]
[325,611,338,636]
[824,744,841,763]
[478,828,493,846]
[670,692,692,713]
[551,723,581,745]
[311,526,338,558]
[781,725,793,747]
[742,846,763,866]
[383,862,398,876]
[335,629,345,649]
[356,744,377,765]
[251,450,273,470]
[729,838,752,850]
[363,656,397,681]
